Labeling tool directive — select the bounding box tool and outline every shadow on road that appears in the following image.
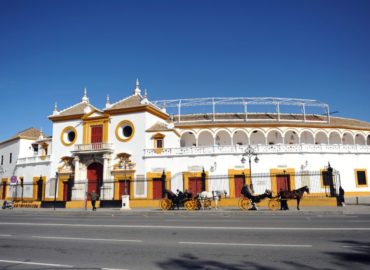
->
[325,240,370,268]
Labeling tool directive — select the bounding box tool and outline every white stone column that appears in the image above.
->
[72,156,82,200]
[74,156,80,181]
[102,154,113,199]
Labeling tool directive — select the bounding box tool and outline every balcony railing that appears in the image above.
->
[16,155,51,165]
[74,143,113,153]
[144,144,370,157]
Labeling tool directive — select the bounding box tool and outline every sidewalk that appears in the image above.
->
[3,204,369,216]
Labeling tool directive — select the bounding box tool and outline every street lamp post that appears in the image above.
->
[241,145,259,188]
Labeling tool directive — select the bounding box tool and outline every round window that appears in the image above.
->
[61,126,77,146]
[122,125,133,138]
[67,131,76,142]
[116,120,135,142]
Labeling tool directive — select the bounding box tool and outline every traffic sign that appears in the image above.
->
[10,176,17,185]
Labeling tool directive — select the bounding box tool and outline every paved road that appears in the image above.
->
[0,208,369,270]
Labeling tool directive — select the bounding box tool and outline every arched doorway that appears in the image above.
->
[87,162,103,196]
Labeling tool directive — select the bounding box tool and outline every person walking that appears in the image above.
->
[90,190,99,211]
[339,186,345,207]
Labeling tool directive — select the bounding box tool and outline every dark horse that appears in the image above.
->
[279,186,309,210]
[164,189,192,210]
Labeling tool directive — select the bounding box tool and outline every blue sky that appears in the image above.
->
[1,0,370,141]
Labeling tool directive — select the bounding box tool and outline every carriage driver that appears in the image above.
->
[241,184,258,210]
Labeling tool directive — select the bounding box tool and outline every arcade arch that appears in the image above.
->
[342,132,354,145]
[198,130,214,146]
[284,130,299,144]
[266,130,283,145]
[329,131,341,144]
[180,131,196,147]
[215,130,231,146]
[250,130,266,145]
[315,131,328,144]
[300,130,314,144]
[233,130,248,145]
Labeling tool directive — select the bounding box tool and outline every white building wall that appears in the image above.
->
[144,151,370,195]
[49,119,83,178]
[0,140,20,180]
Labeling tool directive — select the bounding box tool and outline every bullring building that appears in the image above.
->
[1,80,369,208]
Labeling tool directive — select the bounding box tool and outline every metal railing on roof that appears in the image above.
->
[152,97,330,123]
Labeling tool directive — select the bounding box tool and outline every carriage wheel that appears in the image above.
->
[204,199,212,209]
[239,198,250,211]
[184,200,195,211]
[159,198,172,211]
[268,199,279,211]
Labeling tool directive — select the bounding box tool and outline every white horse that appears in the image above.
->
[198,190,227,210]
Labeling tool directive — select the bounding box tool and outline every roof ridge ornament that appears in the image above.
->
[105,94,111,109]
[82,87,89,103]
[134,78,141,95]
[53,102,59,115]
[141,88,149,104]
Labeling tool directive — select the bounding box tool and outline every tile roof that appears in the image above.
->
[147,122,172,132]
[0,128,46,145]
[108,95,143,110]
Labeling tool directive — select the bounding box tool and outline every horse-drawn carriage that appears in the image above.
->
[159,190,193,210]
[238,185,309,211]
[160,189,226,211]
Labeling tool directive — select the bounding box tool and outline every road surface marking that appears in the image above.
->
[1,222,369,231]
[179,241,312,248]
[342,245,370,248]
[0,259,73,268]
[32,235,142,242]
[0,234,11,237]
[102,268,129,270]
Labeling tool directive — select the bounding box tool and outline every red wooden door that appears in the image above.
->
[188,177,203,196]
[119,180,130,197]
[63,182,69,201]
[277,175,290,192]
[87,162,103,197]
[153,178,163,199]
[234,175,245,198]
[91,126,103,143]
[1,183,6,199]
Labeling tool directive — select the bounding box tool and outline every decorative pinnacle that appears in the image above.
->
[134,78,141,95]
[105,94,111,108]
[54,102,58,112]
[82,87,89,103]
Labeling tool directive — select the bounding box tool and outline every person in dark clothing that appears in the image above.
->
[339,186,345,207]
[90,190,99,211]
[279,189,289,210]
